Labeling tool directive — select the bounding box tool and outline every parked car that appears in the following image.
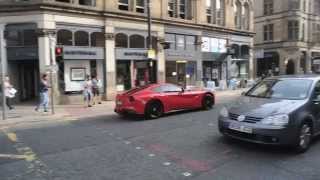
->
[115,83,215,119]
[219,75,320,153]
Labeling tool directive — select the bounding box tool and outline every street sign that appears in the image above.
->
[45,64,59,72]
[147,49,156,59]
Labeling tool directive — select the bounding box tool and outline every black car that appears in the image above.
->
[219,75,320,153]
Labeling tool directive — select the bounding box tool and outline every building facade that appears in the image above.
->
[254,0,320,77]
[0,0,254,103]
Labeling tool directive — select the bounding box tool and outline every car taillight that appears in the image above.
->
[129,96,135,102]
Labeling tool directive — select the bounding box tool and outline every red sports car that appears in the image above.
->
[114,83,215,119]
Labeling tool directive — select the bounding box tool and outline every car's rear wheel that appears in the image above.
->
[202,94,214,110]
[295,122,312,153]
[145,101,163,119]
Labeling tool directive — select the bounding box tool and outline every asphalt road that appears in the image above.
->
[1,93,320,180]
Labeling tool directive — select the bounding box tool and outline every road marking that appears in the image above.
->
[135,147,142,150]
[163,162,171,166]
[148,154,155,157]
[208,123,214,126]
[0,154,27,159]
[124,141,131,144]
[182,172,192,177]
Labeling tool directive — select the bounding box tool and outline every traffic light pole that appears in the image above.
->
[49,35,55,115]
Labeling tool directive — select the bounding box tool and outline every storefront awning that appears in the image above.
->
[202,52,227,62]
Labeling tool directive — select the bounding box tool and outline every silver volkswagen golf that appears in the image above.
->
[219,75,320,153]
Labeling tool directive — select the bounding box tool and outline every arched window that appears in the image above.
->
[57,29,73,46]
[91,32,104,47]
[74,31,89,46]
[244,3,250,30]
[129,34,145,48]
[234,0,241,29]
[115,33,128,48]
[146,36,158,49]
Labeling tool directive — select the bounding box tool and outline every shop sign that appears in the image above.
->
[201,37,227,53]
[116,49,151,60]
[63,47,104,60]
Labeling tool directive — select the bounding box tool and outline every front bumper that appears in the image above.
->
[218,116,297,145]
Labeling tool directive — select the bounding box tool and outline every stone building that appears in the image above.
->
[254,0,320,77]
[0,0,254,103]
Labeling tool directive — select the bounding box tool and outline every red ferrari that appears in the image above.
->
[114,83,215,119]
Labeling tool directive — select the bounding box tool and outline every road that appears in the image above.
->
[1,93,320,180]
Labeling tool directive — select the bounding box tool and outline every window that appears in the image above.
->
[119,0,129,11]
[162,84,182,92]
[57,29,73,46]
[179,0,186,19]
[288,20,299,40]
[165,33,176,50]
[74,31,89,46]
[206,0,225,26]
[129,35,145,48]
[264,24,274,41]
[234,0,241,29]
[243,3,250,30]
[79,0,95,6]
[115,33,128,48]
[168,0,175,17]
[23,29,37,46]
[176,35,185,50]
[312,23,320,43]
[6,29,37,47]
[315,0,320,15]
[6,30,22,46]
[90,32,104,47]
[136,0,145,13]
[167,0,192,20]
[289,0,300,10]
[263,0,273,15]
[186,36,196,51]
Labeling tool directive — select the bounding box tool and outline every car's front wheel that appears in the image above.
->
[202,94,214,110]
[295,122,312,153]
[145,101,164,119]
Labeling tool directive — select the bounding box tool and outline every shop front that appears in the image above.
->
[115,49,157,91]
[201,36,227,86]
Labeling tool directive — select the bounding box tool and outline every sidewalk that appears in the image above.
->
[0,89,245,127]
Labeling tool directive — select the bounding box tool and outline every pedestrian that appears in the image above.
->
[91,75,102,105]
[4,75,16,110]
[83,75,93,107]
[35,74,50,112]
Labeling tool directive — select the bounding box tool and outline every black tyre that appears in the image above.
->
[145,101,164,119]
[295,122,312,153]
[202,94,214,110]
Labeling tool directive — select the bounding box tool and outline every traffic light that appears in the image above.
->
[55,47,63,61]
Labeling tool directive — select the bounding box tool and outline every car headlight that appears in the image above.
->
[220,107,229,118]
[261,114,289,126]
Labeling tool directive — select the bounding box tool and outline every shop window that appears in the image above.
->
[57,29,73,46]
[166,61,177,84]
[91,32,104,47]
[74,31,89,46]
[165,33,176,50]
[186,35,196,51]
[146,36,158,49]
[119,0,129,11]
[6,30,23,46]
[23,29,37,46]
[176,35,185,50]
[129,34,145,48]
[79,0,95,6]
[115,33,128,48]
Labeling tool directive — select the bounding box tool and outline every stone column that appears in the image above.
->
[249,45,254,79]
[306,51,312,73]
[105,26,117,100]
[157,32,166,84]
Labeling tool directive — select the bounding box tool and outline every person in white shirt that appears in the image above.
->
[4,75,15,110]
[83,75,93,107]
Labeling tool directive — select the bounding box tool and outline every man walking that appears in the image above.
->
[4,75,16,110]
[35,74,50,112]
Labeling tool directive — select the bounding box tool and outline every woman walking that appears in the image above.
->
[4,75,16,110]
[91,75,102,105]
[83,75,93,107]
[35,74,50,112]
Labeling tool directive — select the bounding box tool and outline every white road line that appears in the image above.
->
[135,147,142,150]
[148,154,155,157]
[124,141,131,144]
[163,162,171,166]
[0,154,26,159]
[182,172,192,177]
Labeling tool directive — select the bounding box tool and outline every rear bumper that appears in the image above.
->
[218,116,297,145]
[114,107,142,115]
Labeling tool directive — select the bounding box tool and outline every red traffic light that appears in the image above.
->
[55,47,63,56]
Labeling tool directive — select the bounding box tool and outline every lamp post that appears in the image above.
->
[147,0,153,84]
[0,27,6,120]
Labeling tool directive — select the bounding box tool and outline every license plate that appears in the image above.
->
[229,123,253,134]
[116,100,122,106]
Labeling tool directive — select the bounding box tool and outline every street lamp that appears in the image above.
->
[146,0,154,84]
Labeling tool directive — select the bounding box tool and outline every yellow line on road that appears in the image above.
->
[0,154,27,159]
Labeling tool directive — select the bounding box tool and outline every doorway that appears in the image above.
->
[286,60,295,75]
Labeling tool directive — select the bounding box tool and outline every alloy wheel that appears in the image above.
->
[299,124,312,149]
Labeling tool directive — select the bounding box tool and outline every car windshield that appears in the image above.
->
[246,79,313,100]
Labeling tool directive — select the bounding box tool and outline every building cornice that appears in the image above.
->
[0,3,254,37]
